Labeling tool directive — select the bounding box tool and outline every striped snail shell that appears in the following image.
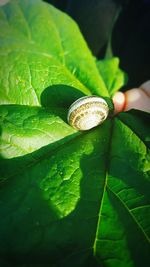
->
[67,95,109,130]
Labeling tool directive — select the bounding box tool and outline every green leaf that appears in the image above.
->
[0,0,108,106]
[0,1,149,267]
[94,114,150,267]
[0,104,77,158]
[97,57,128,96]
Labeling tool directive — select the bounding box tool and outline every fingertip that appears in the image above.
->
[112,91,126,114]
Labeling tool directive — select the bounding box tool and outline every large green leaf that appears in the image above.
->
[0,1,149,267]
[0,0,108,105]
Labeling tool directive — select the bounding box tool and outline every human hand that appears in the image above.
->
[113,81,150,114]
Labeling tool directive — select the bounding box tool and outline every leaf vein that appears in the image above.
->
[107,186,150,243]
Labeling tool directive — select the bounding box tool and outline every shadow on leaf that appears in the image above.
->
[41,85,86,107]
[0,123,109,267]
[40,84,86,123]
[0,113,149,267]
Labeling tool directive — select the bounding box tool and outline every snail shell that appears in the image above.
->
[67,95,109,130]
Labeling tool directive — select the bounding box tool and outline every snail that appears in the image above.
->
[67,95,110,130]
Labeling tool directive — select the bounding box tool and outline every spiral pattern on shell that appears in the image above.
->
[67,96,109,130]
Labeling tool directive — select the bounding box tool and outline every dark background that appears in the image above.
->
[45,0,150,90]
